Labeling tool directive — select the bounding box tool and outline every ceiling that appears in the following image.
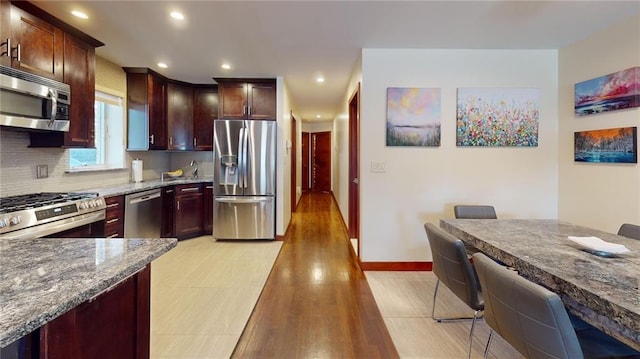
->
[30,1,640,122]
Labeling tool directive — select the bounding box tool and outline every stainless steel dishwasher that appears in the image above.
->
[124,189,162,238]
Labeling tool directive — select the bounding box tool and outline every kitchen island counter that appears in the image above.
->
[0,237,177,348]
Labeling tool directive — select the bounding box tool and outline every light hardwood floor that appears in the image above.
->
[150,236,282,359]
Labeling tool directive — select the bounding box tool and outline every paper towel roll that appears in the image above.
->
[132,159,143,183]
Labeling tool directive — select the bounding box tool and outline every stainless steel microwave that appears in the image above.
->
[0,65,70,132]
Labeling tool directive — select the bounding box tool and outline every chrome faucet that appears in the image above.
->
[190,160,198,179]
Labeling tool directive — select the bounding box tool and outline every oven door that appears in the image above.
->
[0,211,105,240]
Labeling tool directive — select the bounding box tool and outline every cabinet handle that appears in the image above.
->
[193,138,197,147]
[177,200,180,211]
[165,189,174,193]
[149,134,155,145]
[243,106,247,115]
[180,187,200,192]
[248,106,252,116]
[206,186,213,189]
[11,43,20,62]
[0,38,9,57]
[169,137,173,146]
[106,233,119,239]
[106,218,119,224]
[106,203,120,208]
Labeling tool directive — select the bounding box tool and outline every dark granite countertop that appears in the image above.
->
[440,219,640,350]
[0,237,177,348]
[89,176,214,198]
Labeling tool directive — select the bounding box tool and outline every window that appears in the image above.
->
[69,89,125,171]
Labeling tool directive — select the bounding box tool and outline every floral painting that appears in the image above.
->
[574,127,637,163]
[456,88,539,147]
[386,87,441,147]
[574,67,640,116]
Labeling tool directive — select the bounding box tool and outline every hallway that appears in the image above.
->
[232,192,399,358]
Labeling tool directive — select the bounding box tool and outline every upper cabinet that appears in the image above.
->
[167,82,194,151]
[193,86,218,151]
[1,1,104,148]
[124,68,168,150]
[216,79,276,120]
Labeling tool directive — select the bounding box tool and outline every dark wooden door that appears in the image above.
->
[302,132,310,192]
[174,184,203,239]
[312,131,331,192]
[161,186,175,237]
[203,183,213,234]
[348,85,360,243]
[167,82,193,150]
[63,32,95,147]
[0,0,11,67]
[148,73,167,149]
[193,86,218,150]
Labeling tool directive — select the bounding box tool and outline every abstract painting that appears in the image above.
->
[574,67,640,116]
[456,88,539,146]
[574,127,637,163]
[386,87,441,147]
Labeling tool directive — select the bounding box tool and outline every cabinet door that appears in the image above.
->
[104,195,124,238]
[248,82,276,120]
[10,5,63,81]
[175,184,203,239]
[0,0,10,67]
[63,33,95,147]
[203,183,213,234]
[161,187,175,237]
[148,74,168,150]
[167,82,193,150]
[193,87,218,151]
[219,82,247,119]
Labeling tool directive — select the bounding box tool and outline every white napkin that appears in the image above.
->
[567,236,630,254]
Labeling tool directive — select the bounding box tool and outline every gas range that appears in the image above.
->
[0,192,106,239]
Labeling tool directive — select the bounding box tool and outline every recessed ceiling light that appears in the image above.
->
[71,10,88,19]
[158,62,168,68]
[316,114,321,119]
[170,11,185,20]
[221,63,231,70]
[316,76,325,83]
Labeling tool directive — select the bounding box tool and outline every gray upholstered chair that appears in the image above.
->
[453,205,497,219]
[472,252,640,359]
[617,223,640,240]
[424,223,484,359]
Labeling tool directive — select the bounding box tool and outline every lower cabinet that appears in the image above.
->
[161,186,175,237]
[174,184,204,240]
[40,266,151,359]
[204,183,213,235]
[104,195,125,238]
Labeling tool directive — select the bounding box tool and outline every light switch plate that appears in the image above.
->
[36,165,48,178]
[371,161,386,173]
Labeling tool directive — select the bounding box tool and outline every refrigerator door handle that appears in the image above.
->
[237,127,245,189]
[215,197,272,204]
[242,125,249,189]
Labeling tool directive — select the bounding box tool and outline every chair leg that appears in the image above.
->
[483,330,494,359]
[432,278,481,322]
[468,310,480,359]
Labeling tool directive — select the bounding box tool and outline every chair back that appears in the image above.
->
[472,253,584,359]
[617,223,640,240]
[453,205,497,219]
[424,223,483,311]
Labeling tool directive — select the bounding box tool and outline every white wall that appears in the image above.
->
[276,77,295,236]
[558,15,640,233]
[358,49,559,262]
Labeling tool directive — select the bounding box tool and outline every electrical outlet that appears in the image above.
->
[36,165,48,179]
[371,161,386,173]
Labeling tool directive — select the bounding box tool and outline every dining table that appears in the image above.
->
[439,219,640,351]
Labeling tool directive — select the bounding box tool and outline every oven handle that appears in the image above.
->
[0,210,105,240]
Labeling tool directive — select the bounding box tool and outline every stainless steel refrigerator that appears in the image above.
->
[213,119,276,240]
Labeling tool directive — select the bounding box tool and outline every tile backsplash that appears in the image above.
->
[0,128,213,197]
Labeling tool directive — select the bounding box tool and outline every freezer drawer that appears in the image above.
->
[213,196,275,240]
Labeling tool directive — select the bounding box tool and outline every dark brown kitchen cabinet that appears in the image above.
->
[0,0,13,67]
[167,82,194,150]
[161,186,175,237]
[124,68,168,150]
[174,184,203,240]
[216,79,276,120]
[40,265,151,359]
[203,182,213,234]
[104,195,125,238]
[4,3,64,81]
[193,86,218,151]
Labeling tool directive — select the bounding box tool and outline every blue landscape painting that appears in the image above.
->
[574,127,637,163]
[575,67,640,116]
